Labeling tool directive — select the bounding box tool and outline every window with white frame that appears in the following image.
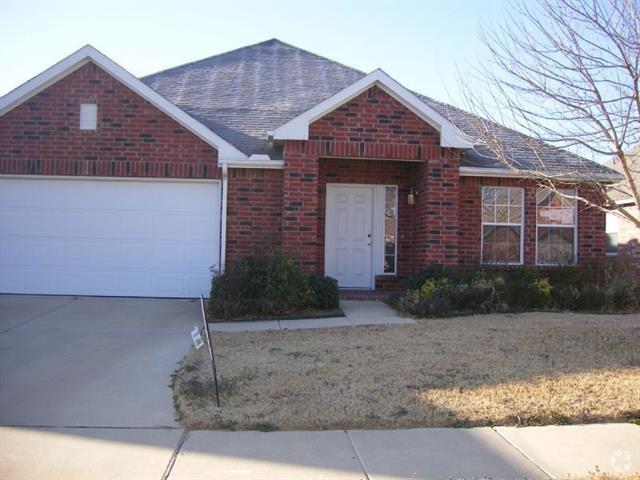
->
[80,103,98,130]
[383,186,397,274]
[481,186,524,264]
[536,188,577,265]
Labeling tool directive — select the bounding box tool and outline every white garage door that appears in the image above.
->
[0,177,220,298]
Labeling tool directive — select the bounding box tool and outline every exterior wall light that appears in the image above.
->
[408,187,417,206]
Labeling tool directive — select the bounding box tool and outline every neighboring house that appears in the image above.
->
[605,148,640,269]
[0,40,620,298]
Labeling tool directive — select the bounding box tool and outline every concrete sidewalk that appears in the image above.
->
[208,300,415,332]
[2,424,638,479]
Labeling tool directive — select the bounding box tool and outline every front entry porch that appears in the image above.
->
[318,157,422,291]
[280,84,461,281]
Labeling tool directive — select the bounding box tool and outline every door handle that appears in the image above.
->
[367,233,372,246]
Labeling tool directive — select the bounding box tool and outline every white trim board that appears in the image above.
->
[269,69,475,149]
[0,173,220,184]
[0,45,248,163]
[220,164,229,273]
[225,160,285,169]
[460,166,622,182]
[460,167,529,178]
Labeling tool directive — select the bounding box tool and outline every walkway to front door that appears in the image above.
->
[325,185,374,289]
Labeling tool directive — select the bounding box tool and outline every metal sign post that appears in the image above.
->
[200,294,220,407]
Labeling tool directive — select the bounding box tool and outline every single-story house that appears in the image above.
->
[0,39,620,298]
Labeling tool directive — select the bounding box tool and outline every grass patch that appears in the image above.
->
[172,311,640,431]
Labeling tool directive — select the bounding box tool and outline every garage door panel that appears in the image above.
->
[184,243,217,268]
[0,178,220,298]
[1,239,79,267]
[117,241,153,266]
[151,242,183,265]
[185,215,218,237]
[0,266,37,292]
[154,273,182,297]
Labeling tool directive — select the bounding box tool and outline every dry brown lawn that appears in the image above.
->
[172,311,640,431]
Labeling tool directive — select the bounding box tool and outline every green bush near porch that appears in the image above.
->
[393,258,640,318]
[208,250,340,321]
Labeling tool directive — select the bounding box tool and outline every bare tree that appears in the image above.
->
[461,0,640,228]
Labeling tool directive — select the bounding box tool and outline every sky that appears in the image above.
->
[0,0,508,107]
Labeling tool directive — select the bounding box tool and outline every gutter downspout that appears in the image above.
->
[219,163,228,273]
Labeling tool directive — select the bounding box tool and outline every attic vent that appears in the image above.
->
[80,103,97,130]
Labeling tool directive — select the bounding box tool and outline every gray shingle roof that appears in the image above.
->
[142,38,620,178]
[414,94,619,178]
[142,39,363,159]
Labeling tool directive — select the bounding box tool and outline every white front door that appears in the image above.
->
[325,185,374,289]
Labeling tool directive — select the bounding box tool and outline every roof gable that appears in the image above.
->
[0,45,248,162]
[270,69,475,149]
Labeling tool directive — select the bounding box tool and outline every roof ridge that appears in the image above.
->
[141,38,283,80]
[140,38,366,81]
[269,39,366,76]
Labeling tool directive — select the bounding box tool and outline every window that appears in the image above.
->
[383,186,397,273]
[605,212,619,255]
[481,186,523,264]
[536,188,576,265]
[80,103,97,130]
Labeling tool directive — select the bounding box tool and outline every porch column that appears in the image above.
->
[281,140,319,270]
[413,148,460,269]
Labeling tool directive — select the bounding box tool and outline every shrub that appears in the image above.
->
[501,268,552,310]
[573,283,608,312]
[602,257,640,312]
[308,273,340,310]
[456,271,504,312]
[407,264,460,290]
[208,250,339,320]
[545,259,640,312]
[404,278,456,317]
[550,284,581,311]
[398,259,640,318]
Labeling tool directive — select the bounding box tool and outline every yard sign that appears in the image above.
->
[200,295,221,407]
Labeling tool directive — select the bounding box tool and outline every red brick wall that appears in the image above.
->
[317,158,418,286]
[282,85,444,271]
[458,176,605,267]
[226,168,283,262]
[0,62,219,179]
[577,187,607,262]
[282,141,320,268]
[308,85,441,161]
[412,148,460,269]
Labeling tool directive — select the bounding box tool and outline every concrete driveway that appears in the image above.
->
[0,294,198,427]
